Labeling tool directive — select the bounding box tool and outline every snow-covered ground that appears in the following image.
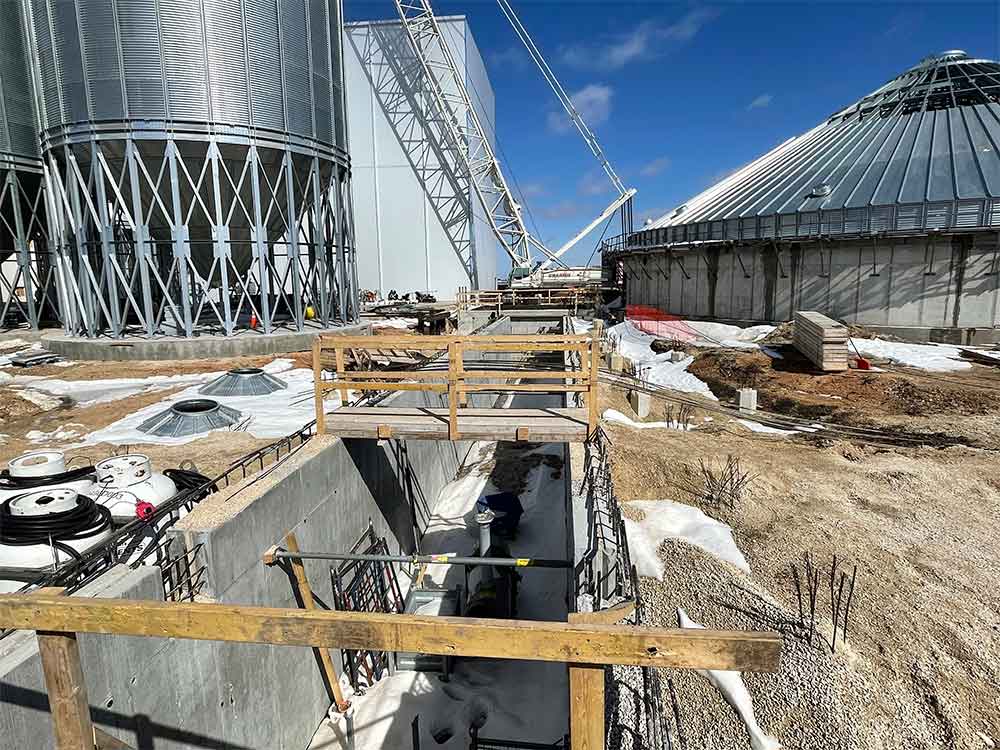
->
[6,361,294,407]
[603,408,692,432]
[624,499,750,578]
[607,321,718,399]
[851,337,971,372]
[371,317,418,330]
[14,359,327,448]
[312,441,570,750]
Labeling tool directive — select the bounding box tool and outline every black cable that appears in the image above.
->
[0,493,111,549]
[163,468,214,500]
[0,465,96,491]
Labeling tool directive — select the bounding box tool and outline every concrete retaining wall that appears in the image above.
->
[621,232,1000,342]
[0,314,553,749]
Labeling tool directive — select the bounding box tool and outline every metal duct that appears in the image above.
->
[199,367,288,397]
[138,398,243,438]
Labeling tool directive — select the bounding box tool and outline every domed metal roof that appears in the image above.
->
[644,51,1000,245]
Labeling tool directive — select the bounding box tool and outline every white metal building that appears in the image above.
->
[344,16,497,299]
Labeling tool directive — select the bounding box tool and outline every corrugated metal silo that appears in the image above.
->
[24,0,357,338]
[0,0,57,329]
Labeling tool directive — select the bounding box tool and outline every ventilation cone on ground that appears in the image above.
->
[138,399,243,438]
[199,368,287,397]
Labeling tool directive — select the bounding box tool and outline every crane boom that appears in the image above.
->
[495,0,628,197]
[393,0,533,268]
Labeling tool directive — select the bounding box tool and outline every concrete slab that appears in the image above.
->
[41,323,371,361]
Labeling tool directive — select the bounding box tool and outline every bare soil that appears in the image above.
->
[601,381,1000,748]
[684,346,1000,449]
[0,352,310,475]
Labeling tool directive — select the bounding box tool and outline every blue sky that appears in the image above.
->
[347,1,1000,271]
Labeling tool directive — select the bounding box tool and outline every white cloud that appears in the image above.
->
[559,8,720,70]
[540,200,584,220]
[517,182,546,200]
[578,171,612,197]
[489,45,528,70]
[548,84,613,134]
[639,156,671,178]
[747,94,773,110]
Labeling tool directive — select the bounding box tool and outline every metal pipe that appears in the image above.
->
[272,549,571,569]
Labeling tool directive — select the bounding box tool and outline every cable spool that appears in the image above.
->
[0,487,113,592]
[93,455,177,522]
[0,451,97,501]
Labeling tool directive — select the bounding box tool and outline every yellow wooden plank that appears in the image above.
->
[0,596,782,672]
[569,663,604,750]
[312,337,325,434]
[94,728,135,750]
[37,631,93,750]
[283,533,350,712]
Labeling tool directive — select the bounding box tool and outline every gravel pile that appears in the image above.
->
[638,539,919,750]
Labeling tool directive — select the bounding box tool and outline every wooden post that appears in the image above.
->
[334,345,348,405]
[587,328,602,435]
[447,341,460,440]
[37,631,94,750]
[567,613,605,750]
[282,532,351,712]
[312,337,325,434]
[456,339,468,407]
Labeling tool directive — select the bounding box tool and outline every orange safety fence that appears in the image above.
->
[625,305,699,341]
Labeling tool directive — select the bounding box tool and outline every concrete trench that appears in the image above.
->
[0,312,594,750]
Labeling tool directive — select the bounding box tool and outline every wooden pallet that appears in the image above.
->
[793,311,849,371]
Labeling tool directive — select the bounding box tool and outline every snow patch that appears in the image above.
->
[851,338,970,372]
[372,317,418,329]
[602,408,692,431]
[624,499,749,578]
[16,389,63,411]
[11,358,295,407]
[677,608,782,750]
[81,364,322,446]
[607,321,717,399]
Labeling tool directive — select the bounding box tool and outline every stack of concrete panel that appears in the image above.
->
[793,311,849,371]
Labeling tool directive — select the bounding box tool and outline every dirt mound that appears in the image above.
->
[688,347,1000,421]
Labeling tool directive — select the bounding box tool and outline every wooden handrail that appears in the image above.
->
[0,595,781,670]
[1,595,780,750]
[314,333,602,439]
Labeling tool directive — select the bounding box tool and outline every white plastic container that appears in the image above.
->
[93,455,177,522]
[0,450,96,502]
[0,487,113,592]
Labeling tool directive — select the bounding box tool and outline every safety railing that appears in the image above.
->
[312,333,602,439]
[457,286,600,314]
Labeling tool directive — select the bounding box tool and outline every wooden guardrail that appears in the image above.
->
[312,333,602,439]
[457,286,600,313]
[0,593,782,750]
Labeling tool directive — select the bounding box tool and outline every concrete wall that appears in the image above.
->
[0,317,528,749]
[0,427,478,750]
[345,16,497,297]
[621,232,1000,342]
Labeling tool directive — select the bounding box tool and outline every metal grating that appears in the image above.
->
[331,524,404,690]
